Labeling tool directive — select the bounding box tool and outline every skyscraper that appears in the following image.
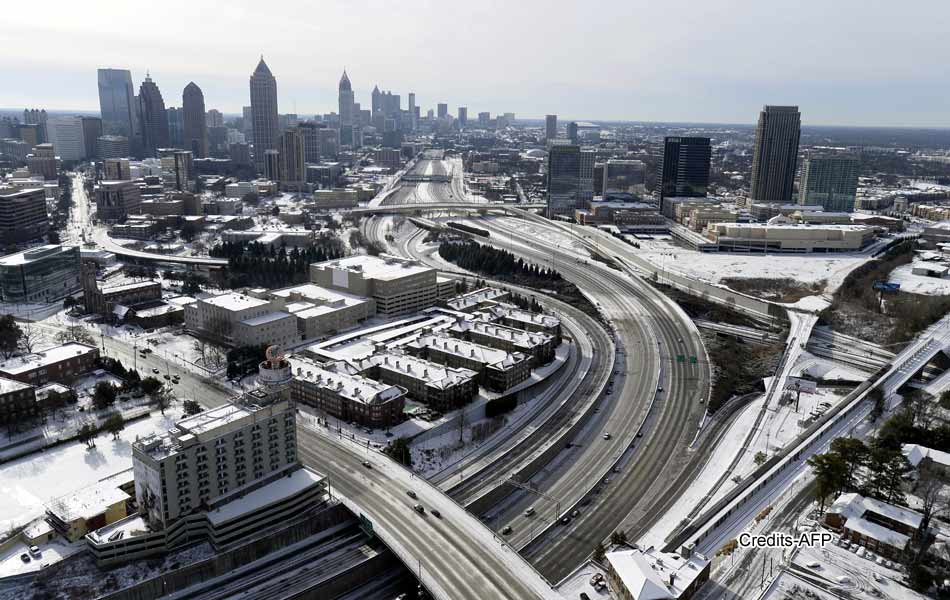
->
[137,74,169,157]
[182,82,208,158]
[97,68,136,137]
[45,116,86,161]
[408,93,416,130]
[458,107,468,127]
[166,107,183,148]
[437,103,448,120]
[278,129,306,191]
[206,109,224,128]
[546,144,594,217]
[371,85,381,115]
[799,156,859,212]
[658,137,711,202]
[545,114,558,141]
[338,70,355,146]
[750,105,801,203]
[567,121,579,144]
[80,117,102,160]
[250,57,279,170]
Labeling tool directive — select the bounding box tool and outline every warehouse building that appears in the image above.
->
[310,254,438,317]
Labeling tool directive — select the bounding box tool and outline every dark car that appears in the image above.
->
[413,504,425,515]
[430,509,441,519]
[406,490,417,499]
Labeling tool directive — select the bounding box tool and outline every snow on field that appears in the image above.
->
[0,411,176,531]
[631,236,871,294]
[794,352,871,382]
[888,257,950,296]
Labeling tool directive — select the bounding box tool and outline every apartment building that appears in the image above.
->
[405,333,530,392]
[0,377,38,426]
[479,304,562,344]
[444,287,510,313]
[0,342,99,386]
[310,254,438,317]
[448,319,556,366]
[289,355,406,427]
[355,352,478,412]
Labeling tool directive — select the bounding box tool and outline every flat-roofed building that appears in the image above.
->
[185,292,294,348]
[310,188,359,209]
[405,333,530,392]
[354,351,478,412]
[0,376,38,426]
[605,546,710,600]
[96,180,142,221]
[289,355,406,427]
[0,244,81,303]
[267,283,375,338]
[0,187,49,245]
[0,342,99,386]
[27,143,58,180]
[310,254,437,317]
[233,311,298,348]
[704,222,875,253]
[103,158,131,180]
[46,470,132,542]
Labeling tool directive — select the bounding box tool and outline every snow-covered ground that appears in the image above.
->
[625,234,872,295]
[0,411,177,532]
[557,560,614,599]
[888,254,950,295]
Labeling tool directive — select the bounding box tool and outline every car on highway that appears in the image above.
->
[406,490,417,499]
[430,509,441,519]
[152,368,160,374]
[163,374,171,380]
[560,516,571,525]
[413,504,425,515]
[361,461,372,469]
[580,593,591,600]
[524,507,535,517]
[602,432,611,440]
[501,526,512,536]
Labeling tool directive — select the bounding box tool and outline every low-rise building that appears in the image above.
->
[605,546,710,600]
[704,222,876,253]
[479,303,562,343]
[267,283,375,338]
[444,287,510,313]
[289,355,406,427]
[233,311,298,349]
[186,292,292,347]
[448,319,556,366]
[824,492,926,560]
[310,188,359,209]
[46,470,132,542]
[405,333,530,392]
[310,254,438,317]
[0,376,38,426]
[354,351,478,412]
[902,443,950,478]
[0,244,82,304]
[0,342,99,386]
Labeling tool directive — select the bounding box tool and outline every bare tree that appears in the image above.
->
[18,321,47,354]
[56,325,95,345]
[912,467,947,564]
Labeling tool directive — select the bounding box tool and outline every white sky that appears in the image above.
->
[1,0,948,126]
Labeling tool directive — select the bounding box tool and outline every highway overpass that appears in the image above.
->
[351,202,545,216]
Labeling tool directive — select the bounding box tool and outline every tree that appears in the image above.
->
[77,423,97,448]
[753,451,768,466]
[864,446,910,505]
[609,530,628,546]
[271,205,280,216]
[47,230,61,244]
[0,315,22,359]
[182,399,202,416]
[808,452,848,514]
[868,386,886,422]
[830,437,868,491]
[384,437,412,467]
[17,321,46,354]
[140,376,163,396]
[940,390,950,411]
[149,387,172,415]
[56,325,94,345]
[104,412,125,439]
[592,542,606,563]
[182,275,202,295]
[92,381,117,410]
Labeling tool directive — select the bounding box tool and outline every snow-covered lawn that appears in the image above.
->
[888,257,950,296]
[0,411,177,531]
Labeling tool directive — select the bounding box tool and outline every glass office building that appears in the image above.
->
[0,245,82,304]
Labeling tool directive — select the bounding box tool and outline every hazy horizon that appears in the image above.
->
[3,0,949,128]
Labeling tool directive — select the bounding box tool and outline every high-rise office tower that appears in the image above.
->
[750,105,801,203]
[264,149,280,182]
[182,82,208,158]
[408,93,416,130]
[278,129,306,191]
[658,136,711,203]
[80,117,102,160]
[478,112,491,127]
[338,70,355,147]
[567,121,579,144]
[545,114,558,141]
[546,144,594,217]
[603,159,646,200]
[242,106,253,140]
[296,121,322,163]
[799,156,859,212]
[45,116,86,161]
[137,74,169,157]
[250,57,280,170]
[22,109,47,143]
[166,107,183,148]
[206,109,224,128]
[437,103,448,120]
[458,107,468,127]
[97,68,136,137]
[371,85,381,115]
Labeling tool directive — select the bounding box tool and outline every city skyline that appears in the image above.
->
[3,0,950,127]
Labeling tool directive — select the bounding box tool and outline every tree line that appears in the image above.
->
[439,241,563,283]
[211,239,345,289]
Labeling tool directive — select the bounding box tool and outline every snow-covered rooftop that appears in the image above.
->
[270,283,369,307]
[0,376,32,395]
[828,492,923,532]
[449,319,553,350]
[409,333,526,371]
[207,467,325,525]
[46,470,133,523]
[0,342,97,376]
[445,287,509,312]
[239,311,293,327]
[201,292,271,312]
[902,443,950,469]
[316,254,433,281]
[605,547,709,600]
[289,355,405,405]
[845,516,910,549]
[358,352,477,390]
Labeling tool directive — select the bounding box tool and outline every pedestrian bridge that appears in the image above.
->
[402,174,451,183]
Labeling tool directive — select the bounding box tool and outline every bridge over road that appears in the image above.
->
[351,202,546,216]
